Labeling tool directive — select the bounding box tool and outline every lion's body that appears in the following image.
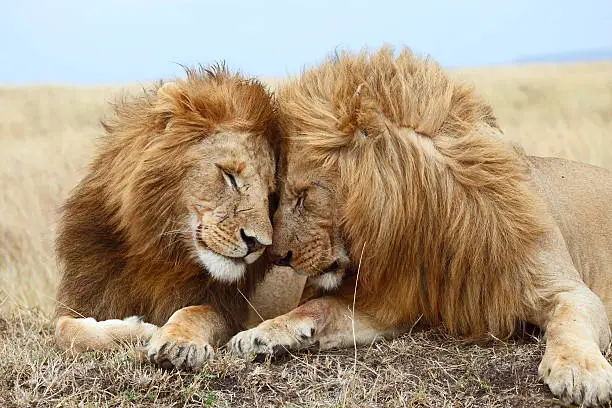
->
[326,153,612,336]
[55,67,305,367]
[230,47,612,406]
[56,180,267,329]
[527,156,612,313]
[57,204,267,330]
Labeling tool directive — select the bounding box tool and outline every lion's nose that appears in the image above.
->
[240,229,266,255]
[272,251,293,267]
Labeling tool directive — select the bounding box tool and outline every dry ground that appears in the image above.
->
[2,311,561,408]
[1,61,611,407]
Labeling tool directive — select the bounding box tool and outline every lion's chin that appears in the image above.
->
[196,248,246,283]
[310,269,344,291]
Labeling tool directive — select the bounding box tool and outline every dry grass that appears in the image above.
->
[2,311,564,407]
[1,62,611,407]
[454,62,612,164]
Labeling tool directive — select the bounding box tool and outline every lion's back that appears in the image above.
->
[527,156,612,301]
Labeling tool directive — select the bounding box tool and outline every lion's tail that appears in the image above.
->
[55,315,158,352]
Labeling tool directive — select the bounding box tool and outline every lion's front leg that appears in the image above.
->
[538,285,612,406]
[228,296,397,358]
[147,305,229,371]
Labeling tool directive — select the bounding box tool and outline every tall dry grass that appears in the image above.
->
[0,85,134,312]
[455,62,612,163]
[0,62,611,315]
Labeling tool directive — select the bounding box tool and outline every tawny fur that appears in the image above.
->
[55,66,279,339]
[232,46,612,406]
[276,46,551,338]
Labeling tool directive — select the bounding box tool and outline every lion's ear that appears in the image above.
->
[155,81,181,113]
[157,81,179,98]
[153,81,189,127]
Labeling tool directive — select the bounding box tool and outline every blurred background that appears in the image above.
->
[2,0,611,83]
[1,0,611,313]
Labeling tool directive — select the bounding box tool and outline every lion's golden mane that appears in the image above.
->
[278,47,552,338]
[56,66,278,332]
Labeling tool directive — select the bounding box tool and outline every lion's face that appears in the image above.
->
[270,151,350,291]
[115,70,279,285]
[183,130,275,283]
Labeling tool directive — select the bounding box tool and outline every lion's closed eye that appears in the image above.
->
[216,164,240,192]
[296,193,306,213]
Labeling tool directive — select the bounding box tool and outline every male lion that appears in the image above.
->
[229,48,612,406]
[55,65,293,371]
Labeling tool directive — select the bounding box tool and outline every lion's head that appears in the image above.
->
[272,47,545,336]
[56,65,283,328]
[98,65,278,283]
[271,152,350,291]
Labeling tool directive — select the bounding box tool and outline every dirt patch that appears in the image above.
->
[0,311,582,407]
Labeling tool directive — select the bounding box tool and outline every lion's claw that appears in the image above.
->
[147,331,213,371]
[228,319,315,359]
[539,346,612,406]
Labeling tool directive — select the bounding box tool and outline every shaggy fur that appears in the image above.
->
[56,65,278,336]
[230,47,612,406]
[276,47,548,338]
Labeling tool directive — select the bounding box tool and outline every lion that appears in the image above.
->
[54,65,305,371]
[228,47,612,406]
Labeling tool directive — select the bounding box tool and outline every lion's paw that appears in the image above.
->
[539,346,612,406]
[147,328,213,371]
[228,319,315,359]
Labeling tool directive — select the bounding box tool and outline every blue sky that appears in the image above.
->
[1,0,611,84]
